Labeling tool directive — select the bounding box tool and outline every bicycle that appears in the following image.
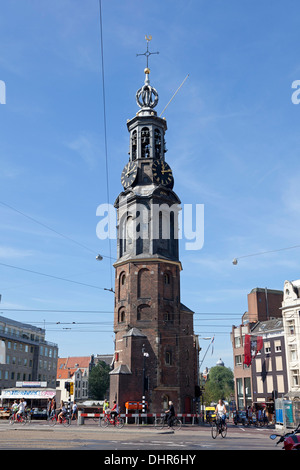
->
[211,416,227,439]
[256,416,269,427]
[154,414,182,431]
[99,412,124,429]
[47,412,71,427]
[9,412,30,425]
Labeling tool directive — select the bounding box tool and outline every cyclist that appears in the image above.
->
[165,401,175,428]
[57,401,67,422]
[11,401,18,421]
[16,398,26,421]
[215,399,227,426]
[110,400,119,425]
[103,399,109,413]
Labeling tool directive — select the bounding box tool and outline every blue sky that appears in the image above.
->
[1,0,300,371]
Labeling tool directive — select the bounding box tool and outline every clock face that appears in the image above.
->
[152,160,174,188]
[121,161,138,189]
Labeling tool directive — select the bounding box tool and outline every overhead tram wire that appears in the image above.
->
[98,0,113,291]
[0,200,115,268]
[232,243,300,265]
[0,307,243,316]
[0,200,97,257]
[0,262,111,292]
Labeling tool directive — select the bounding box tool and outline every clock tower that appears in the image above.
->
[109,46,199,414]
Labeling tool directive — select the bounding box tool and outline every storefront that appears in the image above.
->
[0,382,56,410]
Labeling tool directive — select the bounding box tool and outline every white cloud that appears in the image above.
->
[0,246,34,259]
[66,132,99,169]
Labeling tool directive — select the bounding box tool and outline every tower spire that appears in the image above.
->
[136,36,159,111]
[136,35,159,69]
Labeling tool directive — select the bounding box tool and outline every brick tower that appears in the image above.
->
[109,52,199,414]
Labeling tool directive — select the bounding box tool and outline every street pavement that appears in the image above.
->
[0,420,281,452]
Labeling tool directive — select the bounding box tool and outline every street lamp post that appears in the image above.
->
[142,344,149,422]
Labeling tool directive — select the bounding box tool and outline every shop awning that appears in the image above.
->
[0,388,56,399]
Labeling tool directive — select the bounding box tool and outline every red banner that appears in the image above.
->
[244,334,263,366]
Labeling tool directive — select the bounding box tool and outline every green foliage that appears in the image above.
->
[88,361,111,400]
[202,366,234,404]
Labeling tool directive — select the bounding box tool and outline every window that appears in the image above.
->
[137,304,151,321]
[287,320,295,335]
[165,350,172,365]
[289,345,298,362]
[131,130,137,160]
[275,340,282,352]
[162,395,169,410]
[235,355,242,366]
[154,129,161,159]
[265,341,271,354]
[118,308,126,323]
[164,311,174,323]
[291,369,299,387]
[275,356,283,371]
[141,127,150,158]
[119,271,127,300]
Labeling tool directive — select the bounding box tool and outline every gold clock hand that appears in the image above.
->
[125,168,135,177]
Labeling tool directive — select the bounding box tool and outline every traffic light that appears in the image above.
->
[64,381,74,394]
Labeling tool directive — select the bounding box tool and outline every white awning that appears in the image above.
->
[0,388,56,399]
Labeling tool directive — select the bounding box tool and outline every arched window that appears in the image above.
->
[154,128,161,159]
[118,272,126,300]
[164,310,174,324]
[162,395,169,410]
[141,127,150,158]
[118,307,126,323]
[138,268,151,298]
[131,130,137,160]
[165,350,172,365]
[163,272,173,300]
[137,304,151,321]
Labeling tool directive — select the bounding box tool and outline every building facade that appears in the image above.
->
[281,280,300,397]
[56,356,92,403]
[56,355,113,403]
[109,61,199,413]
[251,318,288,404]
[0,315,58,390]
[231,288,284,410]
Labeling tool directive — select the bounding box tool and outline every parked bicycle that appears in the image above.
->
[47,412,71,427]
[154,415,182,431]
[211,417,227,439]
[99,412,124,429]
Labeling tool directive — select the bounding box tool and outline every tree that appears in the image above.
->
[88,361,111,399]
[202,366,234,404]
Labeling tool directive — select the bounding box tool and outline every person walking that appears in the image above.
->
[71,401,78,420]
